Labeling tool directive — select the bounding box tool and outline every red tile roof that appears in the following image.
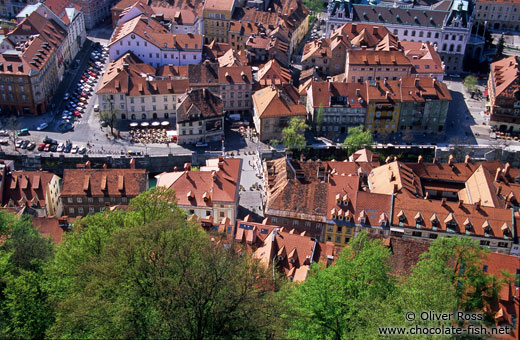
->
[348,49,413,67]
[489,56,520,98]
[61,168,147,197]
[44,0,83,25]
[400,41,444,76]
[97,52,189,96]
[252,85,306,118]
[309,81,368,109]
[176,88,223,123]
[203,0,235,12]
[218,65,252,84]
[156,158,241,206]
[3,171,57,209]
[257,59,291,86]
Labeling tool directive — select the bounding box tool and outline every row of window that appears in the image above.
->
[115,50,199,60]
[66,197,128,204]
[121,39,198,50]
[270,216,320,229]
[410,230,510,248]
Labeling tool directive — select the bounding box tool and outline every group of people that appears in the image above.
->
[129,128,170,144]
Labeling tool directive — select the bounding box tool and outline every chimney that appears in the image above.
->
[102,163,107,169]
[244,214,252,222]
[356,88,361,96]
[464,154,470,165]
[373,26,378,35]
[385,91,390,99]
[497,185,502,196]
[432,157,438,164]
[417,155,423,164]
[85,161,91,169]
[130,158,135,169]
[458,200,463,208]
[184,162,191,171]
[212,170,217,181]
[495,167,502,182]
[475,199,481,209]
[441,198,446,206]
[385,156,392,164]
[352,23,357,33]
[218,155,224,162]
[393,183,398,193]
[414,77,420,87]
[448,154,454,166]
[503,162,511,177]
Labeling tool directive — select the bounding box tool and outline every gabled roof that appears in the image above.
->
[44,0,83,26]
[369,161,423,197]
[309,81,368,109]
[257,59,291,86]
[3,171,57,209]
[352,4,449,28]
[96,52,189,96]
[401,41,444,75]
[156,158,241,205]
[348,49,413,67]
[489,56,520,98]
[176,88,223,123]
[203,0,235,12]
[252,85,306,119]
[61,169,147,197]
[218,65,252,84]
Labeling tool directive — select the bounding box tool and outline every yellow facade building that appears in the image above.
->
[365,80,402,134]
[203,0,237,43]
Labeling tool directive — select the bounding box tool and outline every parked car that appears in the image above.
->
[64,93,70,100]
[56,143,65,152]
[15,140,23,148]
[43,136,57,145]
[17,128,29,136]
[50,144,57,152]
[100,120,108,127]
[71,145,79,154]
[196,142,208,147]
[21,140,30,149]
[44,144,51,152]
[27,142,36,150]
[0,130,8,136]
[37,143,45,151]
[0,138,9,145]
[36,122,48,131]
[79,147,87,154]
[93,104,99,112]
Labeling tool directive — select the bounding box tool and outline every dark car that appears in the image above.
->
[27,142,36,150]
[64,143,72,153]
[37,143,45,151]
[21,140,30,149]
[43,136,57,145]
[50,144,57,152]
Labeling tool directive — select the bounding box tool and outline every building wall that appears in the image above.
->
[267,214,325,241]
[365,101,401,134]
[181,201,237,226]
[474,0,520,32]
[398,99,450,133]
[302,46,346,76]
[220,82,252,114]
[345,62,412,83]
[98,92,182,121]
[62,195,132,217]
[290,14,309,54]
[203,6,234,43]
[177,116,224,144]
[254,114,306,142]
[45,175,63,217]
[109,34,202,67]
[315,106,366,139]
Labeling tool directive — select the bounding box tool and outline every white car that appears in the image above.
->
[57,143,65,152]
[71,145,79,154]
[0,130,9,136]
[36,122,48,131]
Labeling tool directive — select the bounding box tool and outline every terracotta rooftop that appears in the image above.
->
[97,52,189,96]
[332,23,391,46]
[489,56,520,99]
[3,171,58,209]
[257,59,291,86]
[401,41,444,76]
[392,194,518,239]
[203,0,235,12]
[309,81,368,109]
[366,79,403,103]
[252,85,306,119]
[44,0,83,26]
[109,15,202,51]
[399,77,451,102]
[348,49,413,67]
[218,65,252,84]
[369,161,423,197]
[31,216,76,243]
[176,88,222,123]
[156,157,241,206]
[203,40,232,60]
[61,168,147,197]
[217,49,248,67]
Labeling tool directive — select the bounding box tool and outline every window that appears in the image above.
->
[497,242,508,248]
[77,197,82,203]
[480,240,490,246]
[336,226,342,234]
[220,211,225,217]
[483,265,488,273]
[87,197,93,203]
[327,225,333,232]
[412,231,422,237]
[305,221,311,228]
[335,235,341,243]
[89,207,95,213]
[68,207,74,214]
[122,197,127,203]
[67,197,73,203]
[316,223,322,230]
[98,197,104,203]
[272,217,278,223]
[78,207,84,214]
[293,220,299,226]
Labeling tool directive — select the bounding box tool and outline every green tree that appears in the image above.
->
[281,117,309,151]
[495,34,505,60]
[303,0,323,14]
[397,236,506,336]
[46,189,279,339]
[342,125,374,155]
[464,75,478,93]
[97,103,118,136]
[281,232,399,340]
[0,211,54,339]
[315,104,325,134]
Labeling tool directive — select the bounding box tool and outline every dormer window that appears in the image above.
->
[501,223,511,238]
[444,213,456,233]
[482,220,492,237]
[430,213,439,230]
[463,218,472,235]
[331,208,337,220]
[289,258,295,264]
[358,210,366,225]
[397,210,406,223]
[414,211,423,228]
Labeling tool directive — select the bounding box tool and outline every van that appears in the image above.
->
[17,128,29,136]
